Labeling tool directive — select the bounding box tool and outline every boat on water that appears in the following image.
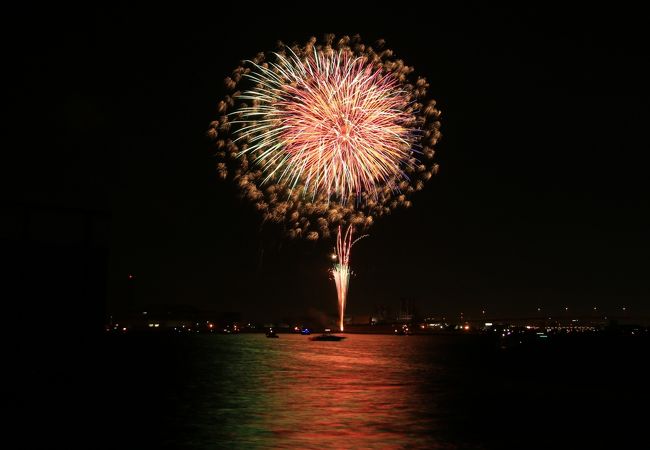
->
[310,329,346,341]
[266,329,279,338]
[394,324,411,335]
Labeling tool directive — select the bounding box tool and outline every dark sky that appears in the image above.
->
[10,4,649,321]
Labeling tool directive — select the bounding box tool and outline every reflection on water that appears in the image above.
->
[195,334,456,449]
[92,333,647,449]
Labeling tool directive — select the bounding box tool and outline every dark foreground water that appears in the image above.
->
[14,333,649,449]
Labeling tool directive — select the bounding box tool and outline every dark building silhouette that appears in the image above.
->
[371,304,393,324]
[397,298,417,323]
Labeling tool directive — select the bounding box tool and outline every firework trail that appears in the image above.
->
[209,34,441,326]
[331,225,367,331]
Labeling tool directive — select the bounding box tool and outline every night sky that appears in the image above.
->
[11,4,649,322]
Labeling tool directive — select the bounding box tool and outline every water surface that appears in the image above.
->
[17,333,647,449]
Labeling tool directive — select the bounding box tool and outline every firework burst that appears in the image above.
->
[209,34,441,241]
[235,49,416,201]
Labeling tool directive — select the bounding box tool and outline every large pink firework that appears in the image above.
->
[235,49,416,201]
[210,34,441,241]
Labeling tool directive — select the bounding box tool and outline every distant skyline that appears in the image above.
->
[10,4,649,322]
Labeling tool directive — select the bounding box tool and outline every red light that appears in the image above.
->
[128,274,134,279]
